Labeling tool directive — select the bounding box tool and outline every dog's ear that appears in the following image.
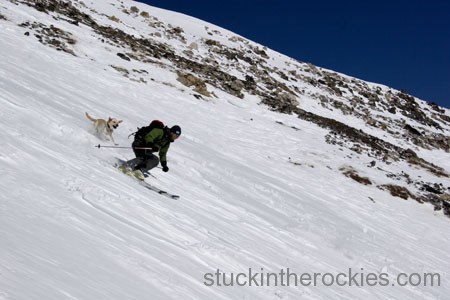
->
[108,117,112,121]
[118,120,123,123]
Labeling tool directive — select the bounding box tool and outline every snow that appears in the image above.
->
[0,1,449,299]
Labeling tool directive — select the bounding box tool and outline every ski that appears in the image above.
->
[114,157,128,168]
[114,158,180,199]
[139,181,180,199]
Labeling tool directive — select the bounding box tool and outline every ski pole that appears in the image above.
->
[95,144,154,150]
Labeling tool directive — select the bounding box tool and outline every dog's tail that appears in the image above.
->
[85,112,96,122]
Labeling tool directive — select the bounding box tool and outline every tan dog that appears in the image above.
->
[85,112,122,145]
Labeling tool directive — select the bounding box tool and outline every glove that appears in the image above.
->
[149,143,159,152]
[161,161,169,172]
[144,143,158,153]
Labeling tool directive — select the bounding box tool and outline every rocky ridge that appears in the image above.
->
[3,0,450,216]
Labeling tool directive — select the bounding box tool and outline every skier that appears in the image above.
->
[120,122,181,180]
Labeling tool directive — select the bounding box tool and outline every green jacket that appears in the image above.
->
[144,127,171,162]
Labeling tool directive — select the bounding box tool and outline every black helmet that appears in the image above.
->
[170,125,181,136]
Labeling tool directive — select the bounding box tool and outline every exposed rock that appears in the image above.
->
[404,124,422,136]
[130,6,139,14]
[387,107,396,114]
[19,21,76,55]
[187,42,198,51]
[379,184,413,200]
[340,166,372,185]
[176,72,211,97]
[117,53,130,61]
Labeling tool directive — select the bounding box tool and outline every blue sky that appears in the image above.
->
[138,0,450,108]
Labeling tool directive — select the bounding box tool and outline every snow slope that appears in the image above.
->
[0,1,449,299]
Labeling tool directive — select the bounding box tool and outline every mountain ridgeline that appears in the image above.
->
[4,0,450,216]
